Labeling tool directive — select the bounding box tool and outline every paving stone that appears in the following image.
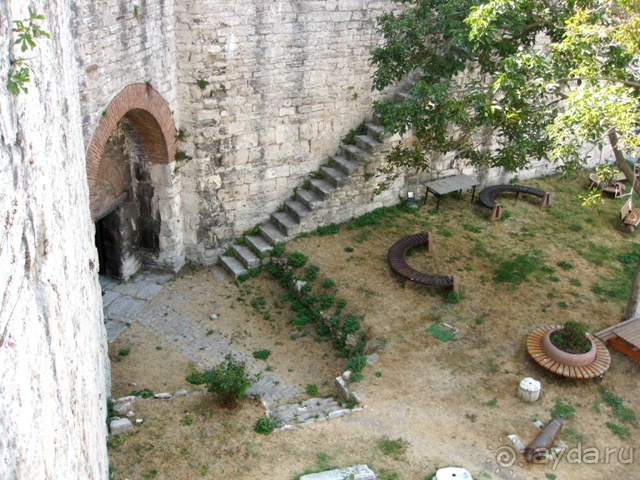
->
[136,283,164,300]
[101,291,119,307]
[105,321,127,343]
[105,297,146,318]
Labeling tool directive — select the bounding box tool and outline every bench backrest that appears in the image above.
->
[621,200,632,220]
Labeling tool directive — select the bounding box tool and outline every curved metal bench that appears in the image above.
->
[479,184,551,221]
[387,232,459,293]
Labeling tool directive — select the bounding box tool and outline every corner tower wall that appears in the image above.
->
[1,1,109,478]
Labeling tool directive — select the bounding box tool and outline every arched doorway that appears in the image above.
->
[87,84,184,279]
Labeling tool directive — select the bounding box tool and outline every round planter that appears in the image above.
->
[541,328,597,367]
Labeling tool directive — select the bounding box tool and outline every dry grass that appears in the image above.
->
[108,173,640,480]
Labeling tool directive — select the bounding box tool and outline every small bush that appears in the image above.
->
[444,291,459,303]
[287,251,308,268]
[305,384,318,395]
[270,243,285,257]
[254,417,278,435]
[316,223,339,236]
[201,354,259,408]
[346,355,367,373]
[303,264,320,281]
[253,349,271,361]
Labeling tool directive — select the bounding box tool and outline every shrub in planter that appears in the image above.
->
[550,320,592,354]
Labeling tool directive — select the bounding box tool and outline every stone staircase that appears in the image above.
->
[220,104,407,278]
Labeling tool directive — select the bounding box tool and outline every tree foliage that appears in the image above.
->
[371,0,640,180]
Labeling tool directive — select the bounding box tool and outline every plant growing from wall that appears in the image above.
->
[7,10,50,95]
[196,78,210,90]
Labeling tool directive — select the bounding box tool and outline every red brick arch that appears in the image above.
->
[86,83,177,221]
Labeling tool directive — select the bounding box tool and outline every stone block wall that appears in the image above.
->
[72,0,179,145]
[1,1,109,478]
[174,0,399,262]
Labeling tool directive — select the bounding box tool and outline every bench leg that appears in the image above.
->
[452,276,460,295]
[426,232,435,253]
[540,192,551,208]
[489,205,502,221]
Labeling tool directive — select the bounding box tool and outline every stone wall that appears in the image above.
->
[72,0,178,145]
[174,0,399,262]
[0,1,109,478]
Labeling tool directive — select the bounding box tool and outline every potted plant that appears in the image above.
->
[541,320,596,367]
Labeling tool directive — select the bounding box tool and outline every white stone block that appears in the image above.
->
[435,467,473,480]
[110,418,133,436]
[300,464,375,480]
[518,377,541,402]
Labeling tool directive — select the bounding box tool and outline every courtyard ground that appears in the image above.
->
[107,173,640,480]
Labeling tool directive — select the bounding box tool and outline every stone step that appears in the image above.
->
[284,199,311,223]
[245,234,272,259]
[270,211,302,236]
[309,179,335,200]
[231,244,260,269]
[340,144,371,164]
[354,134,383,153]
[220,256,247,278]
[259,221,287,245]
[330,154,363,176]
[366,123,402,143]
[320,166,349,188]
[296,188,324,210]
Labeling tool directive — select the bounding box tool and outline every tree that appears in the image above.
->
[371,0,640,319]
[371,0,640,195]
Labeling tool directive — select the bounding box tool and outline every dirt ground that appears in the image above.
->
[108,175,640,480]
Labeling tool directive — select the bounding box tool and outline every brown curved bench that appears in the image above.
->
[479,184,551,221]
[387,232,459,293]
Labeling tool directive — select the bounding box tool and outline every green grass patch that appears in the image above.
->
[550,398,576,421]
[378,436,408,459]
[425,322,454,342]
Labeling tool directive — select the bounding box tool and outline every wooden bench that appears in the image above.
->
[620,200,640,233]
[479,184,551,221]
[387,232,459,293]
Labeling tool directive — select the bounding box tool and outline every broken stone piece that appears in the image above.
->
[300,464,375,480]
[153,392,172,399]
[110,418,133,436]
[113,401,131,415]
[334,376,350,402]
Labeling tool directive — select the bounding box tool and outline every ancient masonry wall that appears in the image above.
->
[0,2,109,479]
[174,0,399,262]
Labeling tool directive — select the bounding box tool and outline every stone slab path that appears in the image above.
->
[101,268,300,404]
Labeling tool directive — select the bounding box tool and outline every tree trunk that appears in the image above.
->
[608,131,640,198]
[607,131,640,320]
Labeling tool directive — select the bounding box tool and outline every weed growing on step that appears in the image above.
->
[341,122,367,145]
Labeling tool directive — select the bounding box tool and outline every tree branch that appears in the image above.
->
[557,77,640,89]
